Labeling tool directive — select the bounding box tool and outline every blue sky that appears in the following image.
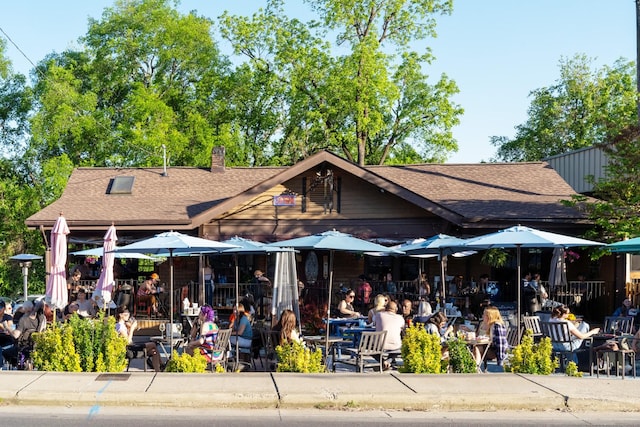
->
[0,1,636,163]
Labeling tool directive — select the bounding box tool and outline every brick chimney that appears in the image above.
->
[211,146,225,173]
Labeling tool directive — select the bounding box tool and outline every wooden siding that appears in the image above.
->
[215,171,430,221]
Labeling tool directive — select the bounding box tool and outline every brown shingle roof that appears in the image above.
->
[26,151,584,231]
[369,162,581,223]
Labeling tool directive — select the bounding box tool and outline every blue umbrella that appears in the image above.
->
[460,225,603,336]
[607,236,640,253]
[268,229,401,357]
[401,234,474,307]
[115,231,239,350]
[71,246,157,259]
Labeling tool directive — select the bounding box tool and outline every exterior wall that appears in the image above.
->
[544,146,610,194]
[203,169,448,241]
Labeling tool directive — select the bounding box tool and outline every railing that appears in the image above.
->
[628,279,640,307]
[542,280,606,307]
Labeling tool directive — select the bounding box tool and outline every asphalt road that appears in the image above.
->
[2,406,640,426]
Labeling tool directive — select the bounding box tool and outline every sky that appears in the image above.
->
[0,1,636,164]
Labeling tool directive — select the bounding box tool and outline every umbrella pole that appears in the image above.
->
[516,245,521,342]
[439,249,446,312]
[169,250,174,353]
[324,250,334,371]
[235,254,240,371]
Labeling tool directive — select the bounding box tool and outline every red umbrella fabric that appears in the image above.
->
[46,214,70,310]
[94,224,118,308]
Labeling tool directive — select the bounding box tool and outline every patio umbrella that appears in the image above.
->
[46,214,70,311]
[271,250,300,324]
[460,225,604,337]
[114,231,239,350]
[400,234,472,308]
[607,236,640,253]
[93,224,117,310]
[220,236,294,369]
[267,229,400,358]
[71,247,156,259]
[548,247,567,292]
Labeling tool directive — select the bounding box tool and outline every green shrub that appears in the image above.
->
[31,312,127,372]
[565,361,583,377]
[275,340,324,373]
[447,336,478,373]
[32,323,82,372]
[399,324,444,373]
[504,329,559,375]
[164,350,208,373]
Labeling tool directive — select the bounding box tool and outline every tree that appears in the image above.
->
[491,55,637,162]
[220,0,461,166]
[0,39,44,297]
[29,0,233,170]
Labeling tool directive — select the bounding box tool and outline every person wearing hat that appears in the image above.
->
[137,273,160,315]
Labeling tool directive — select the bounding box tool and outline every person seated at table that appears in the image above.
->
[230,303,253,349]
[115,306,162,372]
[185,305,219,356]
[401,299,414,326]
[0,300,15,367]
[67,268,82,302]
[549,305,600,358]
[75,288,97,318]
[367,294,387,324]
[337,289,361,319]
[473,305,509,368]
[425,311,453,343]
[61,301,80,322]
[612,298,632,317]
[272,309,301,345]
[374,300,405,370]
[137,273,159,315]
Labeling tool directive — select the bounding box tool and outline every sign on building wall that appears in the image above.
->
[273,194,296,206]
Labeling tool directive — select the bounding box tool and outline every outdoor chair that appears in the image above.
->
[125,342,148,372]
[202,328,231,372]
[522,315,542,341]
[603,316,634,335]
[540,321,591,372]
[336,330,387,373]
[593,337,636,379]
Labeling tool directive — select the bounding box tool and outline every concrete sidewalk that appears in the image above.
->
[1,370,640,412]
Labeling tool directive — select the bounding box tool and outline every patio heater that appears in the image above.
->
[10,253,43,301]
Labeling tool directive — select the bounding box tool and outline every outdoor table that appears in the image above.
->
[303,334,348,372]
[464,336,491,371]
[150,335,184,361]
[325,317,364,336]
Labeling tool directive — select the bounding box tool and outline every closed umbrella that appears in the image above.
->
[548,247,567,292]
[93,224,117,310]
[46,214,70,311]
[271,250,300,324]
[115,231,239,350]
[267,229,400,360]
[460,225,603,337]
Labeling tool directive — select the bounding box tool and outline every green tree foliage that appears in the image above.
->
[29,0,233,170]
[491,55,637,162]
[220,0,461,166]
